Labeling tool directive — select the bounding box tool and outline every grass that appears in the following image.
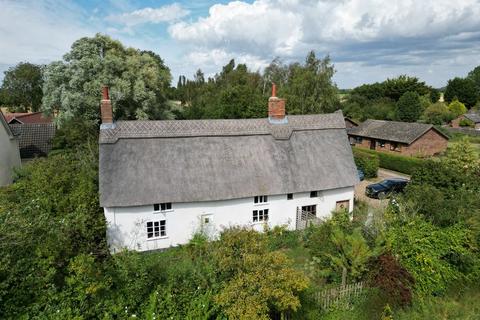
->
[395,283,480,320]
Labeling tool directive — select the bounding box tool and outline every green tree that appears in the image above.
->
[213,228,308,319]
[448,99,468,117]
[281,52,339,114]
[422,102,453,125]
[0,62,43,112]
[444,77,478,108]
[42,34,172,125]
[467,65,480,91]
[396,91,422,122]
[383,75,431,101]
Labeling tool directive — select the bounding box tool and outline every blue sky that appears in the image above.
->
[1,0,480,88]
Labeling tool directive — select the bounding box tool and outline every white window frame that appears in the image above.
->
[146,220,167,240]
[254,195,268,205]
[253,209,269,223]
[153,202,173,213]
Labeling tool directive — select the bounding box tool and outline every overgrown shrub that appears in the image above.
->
[353,148,379,178]
[459,118,475,127]
[368,253,414,307]
[386,218,479,296]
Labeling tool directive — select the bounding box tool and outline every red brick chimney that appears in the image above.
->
[101,85,113,124]
[268,83,286,122]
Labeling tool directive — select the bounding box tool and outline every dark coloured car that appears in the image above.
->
[365,178,408,199]
[357,168,365,181]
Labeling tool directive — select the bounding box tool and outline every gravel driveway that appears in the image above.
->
[354,169,410,208]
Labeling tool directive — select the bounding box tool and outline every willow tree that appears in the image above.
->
[42,34,172,126]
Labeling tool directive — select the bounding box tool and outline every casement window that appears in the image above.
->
[354,137,363,144]
[301,205,317,216]
[153,203,172,212]
[310,191,318,198]
[254,195,268,204]
[390,142,401,151]
[146,220,166,239]
[253,209,269,222]
[378,140,386,148]
[287,193,293,200]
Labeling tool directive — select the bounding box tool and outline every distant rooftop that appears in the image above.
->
[348,119,448,144]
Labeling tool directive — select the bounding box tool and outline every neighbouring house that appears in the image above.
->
[6,112,55,160]
[0,112,21,186]
[348,119,449,157]
[344,117,359,129]
[4,112,53,124]
[99,86,359,252]
[450,110,480,130]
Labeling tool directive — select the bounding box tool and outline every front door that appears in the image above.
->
[336,200,350,212]
[370,139,376,150]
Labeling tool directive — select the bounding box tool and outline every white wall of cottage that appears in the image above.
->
[104,186,354,252]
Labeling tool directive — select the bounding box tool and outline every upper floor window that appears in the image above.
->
[147,220,166,239]
[287,193,293,200]
[254,195,268,204]
[310,191,318,198]
[154,203,172,212]
[253,209,269,222]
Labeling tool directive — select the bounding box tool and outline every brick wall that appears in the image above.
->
[450,115,465,128]
[349,128,448,157]
[402,129,448,156]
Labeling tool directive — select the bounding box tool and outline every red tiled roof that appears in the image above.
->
[4,112,53,124]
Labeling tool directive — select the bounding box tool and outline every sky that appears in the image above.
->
[1,0,480,88]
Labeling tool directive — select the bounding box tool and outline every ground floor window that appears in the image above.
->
[301,205,317,216]
[390,142,401,151]
[253,209,269,222]
[147,220,166,238]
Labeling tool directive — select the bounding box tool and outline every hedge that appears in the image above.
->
[353,148,379,178]
[353,147,425,175]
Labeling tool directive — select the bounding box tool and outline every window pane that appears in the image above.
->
[287,193,293,200]
[166,203,172,210]
[264,196,268,202]
[154,221,159,227]
[161,203,166,211]
[154,204,160,211]
[254,196,258,203]
[147,222,153,227]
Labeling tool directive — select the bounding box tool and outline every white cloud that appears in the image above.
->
[186,49,269,77]
[107,3,189,27]
[170,0,480,49]
[0,0,94,66]
[168,0,480,87]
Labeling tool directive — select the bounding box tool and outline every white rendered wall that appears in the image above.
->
[0,129,21,186]
[104,186,354,252]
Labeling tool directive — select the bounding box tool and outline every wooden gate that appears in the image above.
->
[295,207,321,230]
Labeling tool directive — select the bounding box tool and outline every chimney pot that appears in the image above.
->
[271,83,276,97]
[100,85,113,124]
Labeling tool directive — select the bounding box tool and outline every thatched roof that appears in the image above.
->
[99,112,358,207]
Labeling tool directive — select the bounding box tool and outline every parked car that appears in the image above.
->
[357,168,365,181]
[365,178,408,199]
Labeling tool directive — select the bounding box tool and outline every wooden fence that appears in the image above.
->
[314,281,365,310]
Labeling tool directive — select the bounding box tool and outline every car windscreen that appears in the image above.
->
[379,180,395,188]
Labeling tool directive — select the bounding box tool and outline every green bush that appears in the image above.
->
[353,148,379,178]
[353,148,424,175]
[459,118,475,127]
